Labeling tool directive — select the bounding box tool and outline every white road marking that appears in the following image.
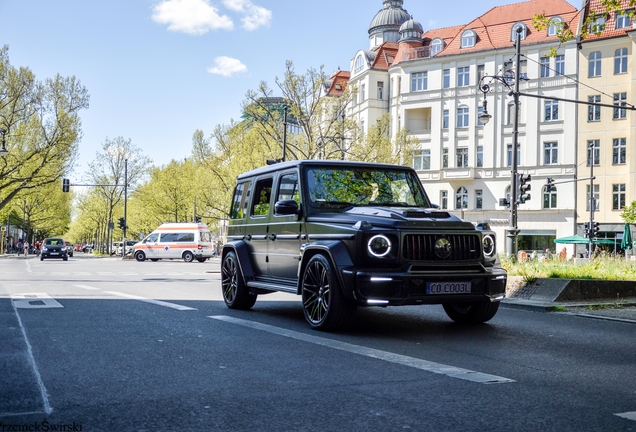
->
[104,291,197,311]
[25,260,32,273]
[615,412,636,421]
[10,300,53,414]
[11,293,64,309]
[208,316,515,384]
[75,285,101,290]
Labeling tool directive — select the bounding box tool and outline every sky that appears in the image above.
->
[1,0,552,179]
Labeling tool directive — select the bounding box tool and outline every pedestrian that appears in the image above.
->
[23,241,29,258]
[17,240,22,256]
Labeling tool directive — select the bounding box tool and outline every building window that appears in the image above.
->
[613,138,626,164]
[476,146,483,167]
[442,148,448,168]
[431,38,444,55]
[519,59,528,79]
[457,106,469,128]
[475,189,483,209]
[544,99,558,121]
[616,12,632,29]
[456,147,468,167]
[361,84,366,101]
[548,17,563,36]
[507,144,521,167]
[507,101,521,125]
[544,142,558,165]
[461,30,475,48]
[477,64,485,81]
[590,15,605,33]
[543,185,557,209]
[443,69,450,88]
[442,110,449,129]
[555,55,565,75]
[455,187,468,209]
[354,55,364,74]
[377,82,384,100]
[411,72,427,92]
[457,66,470,87]
[360,119,365,135]
[511,23,527,40]
[587,139,600,166]
[587,184,600,211]
[413,149,430,170]
[589,51,601,77]
[615,48,628,74]
[440,191,448,209]
[540,57,550,78]
[613,92,627,119]
[613,184,626,210]
[588,95,601,121]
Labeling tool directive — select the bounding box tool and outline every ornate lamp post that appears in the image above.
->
[478,27,522,258]
[0,128,7,156]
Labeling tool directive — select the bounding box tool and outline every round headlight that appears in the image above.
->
[368,235,391,257]
[482,235,495,257]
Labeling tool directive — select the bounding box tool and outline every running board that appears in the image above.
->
[247,280,298,294]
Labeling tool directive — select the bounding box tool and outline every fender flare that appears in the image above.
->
[222,241,254,281]
[298,240,354,299]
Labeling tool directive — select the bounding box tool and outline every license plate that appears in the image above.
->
[51,252,59,255]
[426,281,471,295]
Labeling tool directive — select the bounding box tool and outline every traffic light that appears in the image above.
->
[583,222,590,238]
[593,222,600,237]
[545,177,555,192]
[118,217,126,229]
[516,173,531,204]
[62,178,70,193]
[194,216,201,223]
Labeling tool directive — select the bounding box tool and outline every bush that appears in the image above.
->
[501,255,636,280]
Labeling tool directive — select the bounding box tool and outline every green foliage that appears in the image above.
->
[0,45,89,213]
[620,201,636,223]
[502,255,636,280]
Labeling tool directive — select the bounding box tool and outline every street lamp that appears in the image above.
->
[0,128,7,156]
[478,26,523,259]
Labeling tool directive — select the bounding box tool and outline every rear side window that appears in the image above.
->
[177,233,194,242]
[160,233,179,242]
[251,178,273,217]
[230,181,251,219]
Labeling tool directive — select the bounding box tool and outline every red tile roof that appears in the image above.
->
[581,0,634,43]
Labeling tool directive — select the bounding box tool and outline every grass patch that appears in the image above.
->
[501,256,636,280]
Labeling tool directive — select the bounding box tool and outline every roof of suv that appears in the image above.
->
[236,159,414,180]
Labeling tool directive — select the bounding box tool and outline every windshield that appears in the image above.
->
[306,167,430,209]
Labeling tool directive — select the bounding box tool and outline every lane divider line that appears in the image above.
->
[615,412,636,421]
[104,291,197,311]
[208,315,515,384]
[10,300,53,414]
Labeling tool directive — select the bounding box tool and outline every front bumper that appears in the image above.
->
[341,266,507,306]
[41,251,68,259]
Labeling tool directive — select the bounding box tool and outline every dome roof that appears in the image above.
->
[399,17,423,33]
[369,0,410,34]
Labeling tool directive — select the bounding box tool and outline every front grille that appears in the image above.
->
[402,234,481,261]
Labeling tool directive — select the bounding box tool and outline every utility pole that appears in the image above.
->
[122,158,128,258]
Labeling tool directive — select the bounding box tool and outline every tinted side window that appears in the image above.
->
[177,233,194,242]
[160,233,179,242]
[276,172,300,204]
[230,181,251,219]
[251,178,273,217]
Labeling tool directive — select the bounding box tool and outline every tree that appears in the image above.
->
[621,201,636,223]
[348,113,419,165]
[0,46,89,211]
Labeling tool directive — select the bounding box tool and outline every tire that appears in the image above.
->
[40,256,44,261]
[301,254,357,331]
[135,251,146,262]
[221,251,257,310]
[442,301,500,324]
[196,257,206,263]
[150,259,159,262]
[183,251,194,263]
[63,257,68,261]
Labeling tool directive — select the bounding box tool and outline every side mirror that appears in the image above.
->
[275,199,300,216]
[430,203,440,209]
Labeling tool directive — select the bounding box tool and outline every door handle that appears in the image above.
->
[269,234,277,241]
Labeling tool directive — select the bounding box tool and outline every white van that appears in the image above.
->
[133,222,214,262]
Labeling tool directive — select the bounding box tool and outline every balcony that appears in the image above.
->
[401,46,432,62]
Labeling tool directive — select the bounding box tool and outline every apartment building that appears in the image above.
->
[348,0,582,255]
[577,0,636,247]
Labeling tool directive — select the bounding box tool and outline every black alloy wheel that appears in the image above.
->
[221,251,257,310]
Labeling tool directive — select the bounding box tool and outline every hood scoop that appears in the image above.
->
[404,211,451,219]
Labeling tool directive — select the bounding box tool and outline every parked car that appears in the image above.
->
[65,241,74,257]
[40,238,69,261]
[117,240,138,256]
[221,160,507,331]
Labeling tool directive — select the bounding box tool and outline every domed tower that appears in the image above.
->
[399,16,423,45]
[368,0,411,50]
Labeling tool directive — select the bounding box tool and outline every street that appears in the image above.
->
[0,255,635,431]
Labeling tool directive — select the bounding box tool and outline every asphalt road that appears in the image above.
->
[1,255,635,431]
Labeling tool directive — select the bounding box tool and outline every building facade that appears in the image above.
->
[348,0,583,255]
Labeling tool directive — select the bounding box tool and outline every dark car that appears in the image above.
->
[40,238,69,261]
[221,160,507,331]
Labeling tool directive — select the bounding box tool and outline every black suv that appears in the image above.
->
[221,160,506,330]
